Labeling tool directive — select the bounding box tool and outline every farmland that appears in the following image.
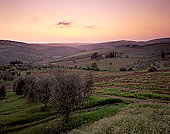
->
[0,66,170,134]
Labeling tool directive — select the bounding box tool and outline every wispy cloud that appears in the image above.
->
[85,25,96,29]
[56,21,72,28]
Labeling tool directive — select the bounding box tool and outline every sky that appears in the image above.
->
[0,0,170,43]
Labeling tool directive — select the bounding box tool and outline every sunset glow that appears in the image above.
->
[0,0,170,43]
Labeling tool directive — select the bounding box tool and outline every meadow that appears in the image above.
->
[0,66,170,134]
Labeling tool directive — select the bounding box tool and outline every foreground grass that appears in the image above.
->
[68,104,170,134]
[0,89,126,134]
[16,104,125,134]
[1,68,170,134]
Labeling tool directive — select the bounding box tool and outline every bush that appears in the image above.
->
[148,67,157,72]
[128,68,133,71]
[119,68,127,71]
[1,70,9,81]
[0,83,6,98]
[91,62,99,71]
[0,70,15,81]
[91,52,99,59]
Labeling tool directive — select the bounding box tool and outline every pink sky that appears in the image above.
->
[0,0,170,43]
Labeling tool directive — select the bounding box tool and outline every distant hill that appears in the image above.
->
[0,40,82,65]
[77,38,170,51]
[0,38,170,65]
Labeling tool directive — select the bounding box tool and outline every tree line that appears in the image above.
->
[12,70,94,124]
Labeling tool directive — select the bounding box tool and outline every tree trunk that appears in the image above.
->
[65,112,70,124]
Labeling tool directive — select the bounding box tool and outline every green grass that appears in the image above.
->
[68,104,170,134]
[16,104,126,134]
[104,104,170,134]
[84,96,123,108]
[1,67,170,134]
[0,88,126,134]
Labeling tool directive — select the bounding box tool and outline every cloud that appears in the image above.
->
[56,21,72,28]
[85,25,96,29]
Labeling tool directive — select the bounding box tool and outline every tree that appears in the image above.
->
[109,52,114,58]
[112,51,115,58]
[37,76,53,107]
[0,83,6,98]
[91,52,99,59]
[91,62,99,71]
[51,70,93,124]
[23,75,38,101]
[82,73,94,98]
[161,51,165,58]
[13,77,26,95]
[13,75,38,101]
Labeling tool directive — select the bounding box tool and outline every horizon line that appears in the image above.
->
[1,36,170,44]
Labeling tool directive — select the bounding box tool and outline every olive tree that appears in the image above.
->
[13,75,38,101]
[23,75,39,101]
[0,83,6,98]
[37,75,53,107]
[51,70,94,124]
[13,77,26,95]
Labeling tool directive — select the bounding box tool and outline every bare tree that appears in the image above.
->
[51,70,93,124]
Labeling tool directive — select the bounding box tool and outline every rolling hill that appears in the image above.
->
[0,38,170,65]
[77,38,170,51]
[0,40,83,65]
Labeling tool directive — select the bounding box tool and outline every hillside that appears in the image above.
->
[0,38,170,65]
[77,38,170,51]
[0,40,82,65]
[51,38,170,71]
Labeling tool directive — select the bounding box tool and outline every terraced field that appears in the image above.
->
[0,68,170,134]
[95,68,170,103]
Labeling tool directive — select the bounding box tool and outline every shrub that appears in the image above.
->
[128,68,133,71]
[148,67,157,72]
[91,62,99,71]
[26,71,31,75]
[0,83,6,98]
[86,65,91,70]
[1,70,9,80]
[91,52,99,59]
[10,71,16,76]
[125,55,129,58]
[161,51,165,58]
[119,68,127,71]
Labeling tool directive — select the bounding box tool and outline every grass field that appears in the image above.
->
[0,67,170,134]
[53,57,138,71]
